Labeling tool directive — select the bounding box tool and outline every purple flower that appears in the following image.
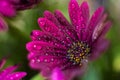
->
[9,0,42,10]
[0,58,27,80]
[26,0,112,79]
[0,0,42,31]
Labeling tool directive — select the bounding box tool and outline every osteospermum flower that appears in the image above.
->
[0,0,42,31]
[0,58,27,80]
[26,0,112,79]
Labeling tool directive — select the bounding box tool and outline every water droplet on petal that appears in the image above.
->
[51,58,54,62]
[37,59,40,63]
[31,59,35,63]
[72,3,75,8]
[40,21,45,26]
[45,27,50,31]
[44,59,47,62]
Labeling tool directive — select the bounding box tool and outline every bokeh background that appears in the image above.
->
[0,0,120,80]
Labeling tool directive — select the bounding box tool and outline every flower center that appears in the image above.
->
[66,41,90,66]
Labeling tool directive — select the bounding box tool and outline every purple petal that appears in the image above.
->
[54,10,71,27]
[0,16,8,31]
[86,7,104,42]
[76,1,90,40]
[44,10,60,26]
[4,72,27,80]
[78,1,89,28]
[50,68,65,80]
[29,54,67,77]
[69,0,79,27]
[54,10,79,42]
[0,65,18,78]
[0,0,16,17]
[30,30,59,43]
[38,18,59,33]
[38,18,71,44]
[26,41,66,53]
[92,14,108,41]
[38,18,64,39]
[26,41,53,52]
[89,38,110,60]
[88,7,104,31]
[97,21,112,40]
[63,60,88,80]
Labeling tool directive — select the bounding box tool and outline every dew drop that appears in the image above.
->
[33,45,37,48]
[51,58,54,62]
[44,59,47,62]
[37,59,40,63]
[40,21,45,26]
[45,27,50,32]
[31,59,35,63]
[80,16,84,21]
[72,3,75,8]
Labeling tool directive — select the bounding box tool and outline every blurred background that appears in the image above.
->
[0,0,120,80]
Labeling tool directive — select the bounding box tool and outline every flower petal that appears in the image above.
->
[5,72,27,80]
[54,10,79,42]
[0,0,16,17]
[0,65,18,78]
[92,14,108,41]
[54,10,71,27]
[30,30,63,44]
[50,68,65,80]
[89,38,110,60]
[44,10,60,26]
[38,18,72,45]
[88,7,104,31]
[29,54,67,77]
[86,7,104,42]
[77,1,90,40]
[69,0,79,27]
[26,41,66,53]
[38,18,65,40]
[97,21,112,40]
[26,41,53,52]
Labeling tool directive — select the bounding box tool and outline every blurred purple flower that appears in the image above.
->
[0,0,42,31]
[0,58,27,80]
[26,0,112,79]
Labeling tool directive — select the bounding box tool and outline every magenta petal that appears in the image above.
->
[0,0,16,17]
[0,65,18,78]
[30,30,56,43]
[89,39,110,60]
[5,72,27,80]
[64,60,88,80]
[98,21,112,39]
[77,1,89,29]
[38,18,67,42]
[38,18,59,33]
[26,41,53,52]
[30,30,48,41]
[54,10,78,41]
[76,1,90,40]
[50,68,65,80]
[88,7,104,31]
[54,10,71,27]
[69,0,79,27]
[92,14,108,41]
[0,16,8,31]
[44,10,60,26]
[86,7,104,42]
